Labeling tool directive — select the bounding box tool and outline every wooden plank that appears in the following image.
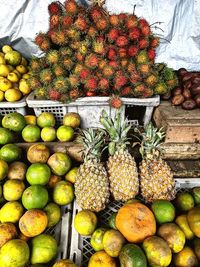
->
[153,101,200,143]
[16,142,83,162]
[167,160,200,178]
[161,143,200,159]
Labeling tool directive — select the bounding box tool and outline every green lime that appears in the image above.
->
[44,202,61,228]
[56,125,74,142]
[176,192,195,211]
[151,200,175,224]
[65,167,78,184]
[192,187,200,205]
[37,112,56,128]
[0,127,14,145]
[41,127,56,142]
[3,179,25,201]
[2,112,26,132]
[108,212,118,229]
[22,125,41,142]
[0,144,22,163]
[90,228,107,251]
[53,181,74,205]
[26,163,51,185]
[0,159,8,181]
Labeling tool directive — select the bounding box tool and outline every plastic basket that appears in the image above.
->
[0,96,27,116]
[26,92,160,128]
[68,178,200,266]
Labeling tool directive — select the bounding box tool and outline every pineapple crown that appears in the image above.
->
[79,128,106,162]
[137,122,165,159]
[100,109,131,155]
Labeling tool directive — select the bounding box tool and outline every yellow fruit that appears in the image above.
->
[13,69,21,78]
[0,64,10,77]
[22,73,30,79]
[0,52,5,57]
[0,78,12,92]
[0,201,24,223]
[103,229,126,257]
[5,89,22,102]
[74,210,97,236]
[0,90,4,101]
[16,65,27,74]
[0,159,8,181]
[4,51,22,66]
[7,72,19,83]
[175,214,194,240]
[65,167,79,184]
[2,45,13,54]
[0,57,5,64]
[19,79,31,95]
[174,246,198,267]
[7,65,15,72]
[25,115,37,125]
[88,251,117,267]
[21,57,28,66]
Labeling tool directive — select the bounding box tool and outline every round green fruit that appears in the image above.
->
[90,228,107,251]
[53,181,74,205]
[31,234,58,264]
[0,144,22,163]
[108,212,117,230]
[63,112,81,128]
[192,187,200,205]
[22,125,41,142]
[3,179,25,201]
[0,201,24,223]
[26,163,51,185]
[0,127,14,145]
[176,192,195,211]
[151,200,175,224]
[0,159,8,181]
[44,202,61,228]
[2,112,26,132]
[37,112,56,128]
[0,239,29,267]
[22,185,49,210]
[47,152,71,176]
[56,125,74,142]
[119,244,147,267]
[74,210,97,236]
[4,51,22,66]
[41,127,56,142]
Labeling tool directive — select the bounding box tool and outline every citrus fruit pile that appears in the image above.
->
[0,142,78,266]
[0,45,31,102]
[74,188,200,267]
[0,111,81,144]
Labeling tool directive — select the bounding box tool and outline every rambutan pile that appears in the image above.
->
[30,0,178,105]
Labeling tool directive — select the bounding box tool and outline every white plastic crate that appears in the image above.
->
[68,178,200,267]
[26,92,160,128]
[0,96,27,116]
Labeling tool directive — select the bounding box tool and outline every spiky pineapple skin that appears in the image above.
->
[139,158,176,202]
[107,149,139,201]
[75,160,110,212]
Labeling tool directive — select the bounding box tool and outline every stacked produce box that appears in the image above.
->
[0,0,199,266]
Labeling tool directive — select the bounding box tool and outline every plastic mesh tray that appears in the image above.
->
[69,178,200,266]
[0,96,27,116]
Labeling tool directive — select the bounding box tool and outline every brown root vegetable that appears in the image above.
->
[178,68,188,77]
[191,85,200,96]
[173,87,183,96]
[162,91,171,100]
[182,99,196,110]
[191,76,200,84]
[182,73,193,82]
[194,94,200,107]
[183,80,192,90]
[171,94,185,106]
[182,88,192,100]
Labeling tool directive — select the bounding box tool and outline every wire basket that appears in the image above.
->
[0,96,27,116]
[26,92,160,128]
[68,178,200,266]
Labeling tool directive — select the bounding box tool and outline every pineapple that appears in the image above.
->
[138,123,176,202]
[100,110,139,201]
[75,128,110,212]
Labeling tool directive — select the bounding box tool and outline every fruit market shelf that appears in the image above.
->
[26,92,160,128]
[68,178,200,267]
[0,96,27,116]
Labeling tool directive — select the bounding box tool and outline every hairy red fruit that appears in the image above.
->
[109,96,123,109]
[48,2,62,15]
[116,35,129,47]
[109,15,120,26]
[62,15,73,28]
[84,77,98,91]
[79,68,90,80]
[65,0,78,14]
[107,47,117,60]
[129,27,140,40]
[125,15,138,29]
[118,48,127,58]
[128,45,138,57]
[139,39,149,49]
[148,49,156,60]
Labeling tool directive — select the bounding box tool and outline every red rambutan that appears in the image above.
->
[118,13,128,21]
[98,77,109,90]
[88,26,98,37]
[84,77,98,91]
[139,39,149,49]
[107,28,119,42]
[49,14,60,29]
[147,49,156,60]
[130,71,142,83]
[141,25,151,36]
[75,52,84,62]
[35,33,46,46]
[49,89,61,101]
[89,6,104,21]
[79,68,90,80]
[118,48,127,58]
[85,54,99,69]
[102,66,114,78]
[128,45,138,57]
[120,86,132,96]
[127,62,136,72]
[65,0,78,15]
[114,74,128,89]
[48,2,62,15]
[95,18,108,31]
[107,47,117,60]
[129,27,140,40]
[121,59,128,67]
[116,35,129,47]
[109,60,119,69]
[75,15,88,31]
[109,15,120,26]
[40,38,51,51]
[62,15,73,28]
[138,18,149,27]
[86,91,96,96]
[93,41,106,55]
[150,37,160,48]
[109,95,123,109]
[68,74,80,87]
[125,15,138,29]
[69,88,80,100]
[50,30,66,45]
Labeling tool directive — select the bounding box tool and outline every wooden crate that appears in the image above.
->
[153,101,200,143]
